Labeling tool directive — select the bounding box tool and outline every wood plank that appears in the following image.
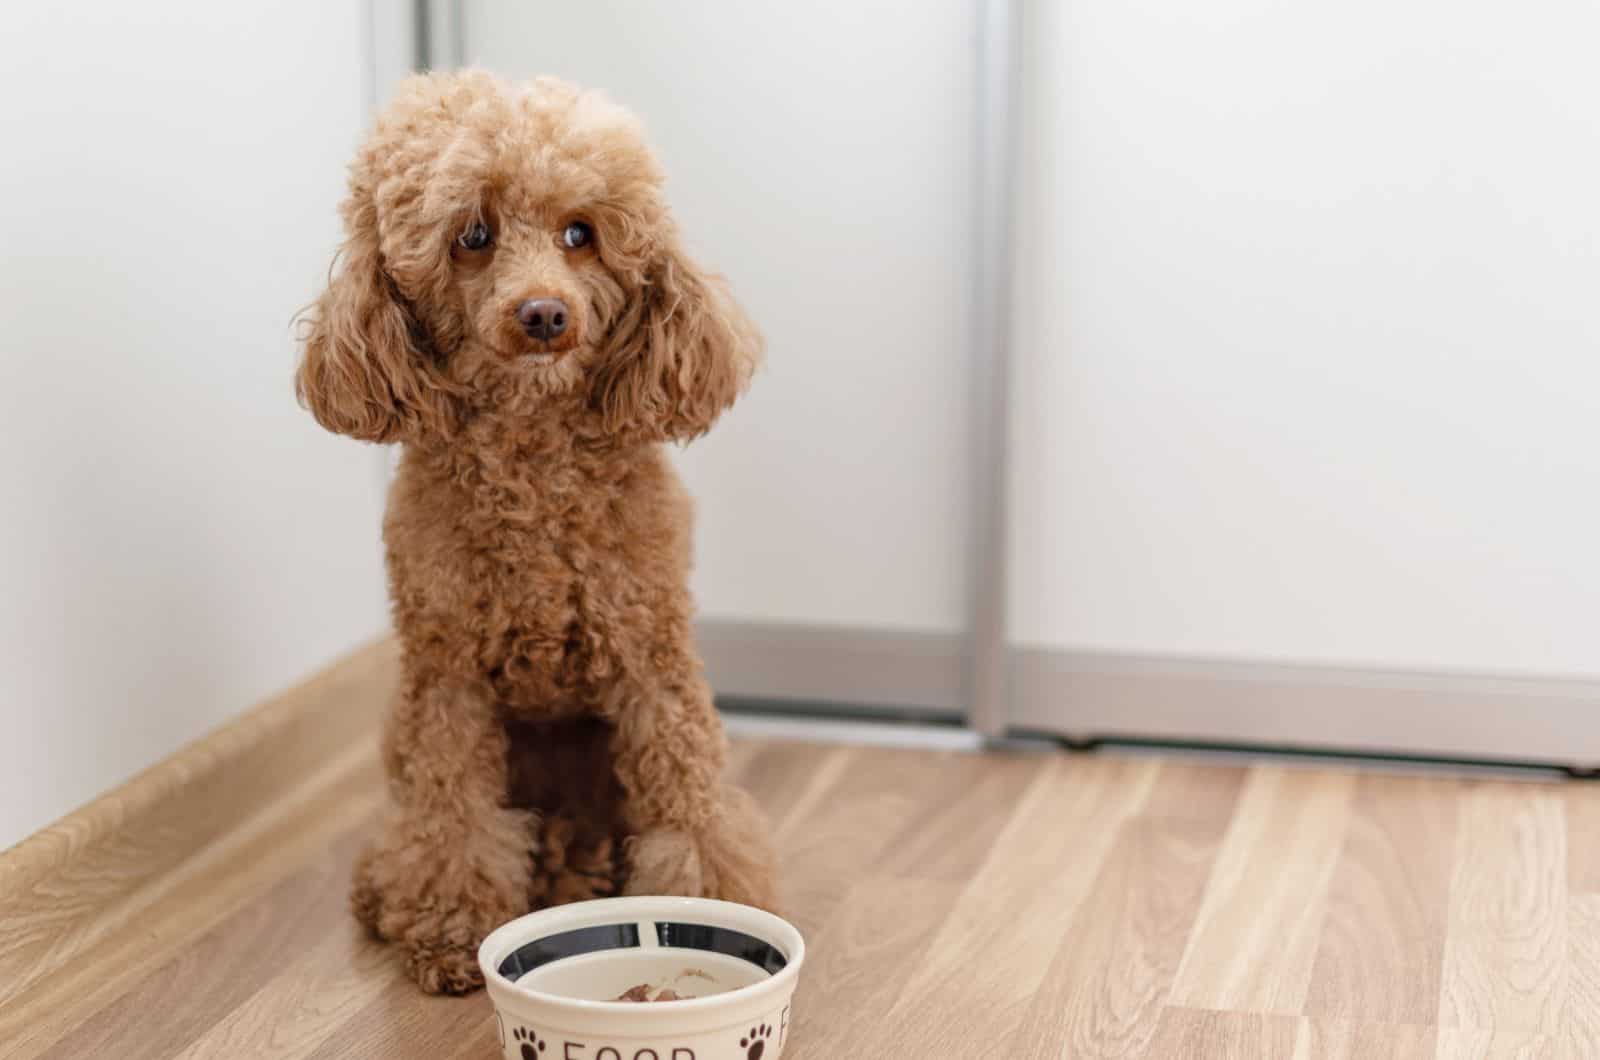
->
[1143,1008,1302,1058]
[774,745,1017,941]
[765,744,857,846]
[1012,761,1247,1059]
[724,739,760,775]
[1565,783,1600,894]
[1304,775,1460,1024]
[851,757,1162,1056]
[0,639,395,1012]
[1566,775,1600,1056]
[728,742,853,840]
[36,826,369,1059]
[300,975,490,1060]
[1169,766,1358,1014]
[1434,1027,1559,1060]
[881,749,1041,882]
[783,877,964,1060]
[1562,894,1600,1055]
[6,746,383,1059]
[1437,785,1566,1036]
[1292,1021,1437,1059]
[168,926,396,1060]
[442,1021,502,1060]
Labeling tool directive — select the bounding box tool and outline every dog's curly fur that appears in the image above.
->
[296,71,777,994]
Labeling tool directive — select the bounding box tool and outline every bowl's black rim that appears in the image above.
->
[497,920,789,982]
[480,897,807,1016]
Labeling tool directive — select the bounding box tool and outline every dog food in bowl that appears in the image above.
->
[479,896,805,1060]
[615,983,683,1002]
[614,970,714,1002]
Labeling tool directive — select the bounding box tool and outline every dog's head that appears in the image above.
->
[296,71,760,445]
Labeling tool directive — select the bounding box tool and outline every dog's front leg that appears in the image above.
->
[607,673,779,911]
[352,677,533,994]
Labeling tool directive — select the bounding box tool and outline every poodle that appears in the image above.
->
[295,70,777,994]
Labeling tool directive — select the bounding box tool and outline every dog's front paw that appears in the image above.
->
[623,816,778,911]
[623,829,706,896]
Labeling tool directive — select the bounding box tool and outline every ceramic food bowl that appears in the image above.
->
[479,896,805,1060]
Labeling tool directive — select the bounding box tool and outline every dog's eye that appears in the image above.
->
[458,222,493,251]
[561,221,594,249]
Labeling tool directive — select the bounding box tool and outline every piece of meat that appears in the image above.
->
[614,984,687,1002]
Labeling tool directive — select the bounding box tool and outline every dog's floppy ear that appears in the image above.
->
[295,196,460,444]
[590,235,762,443]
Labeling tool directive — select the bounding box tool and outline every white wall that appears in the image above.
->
[466,0,978,634]
[1009,0,1600,676]
[0,3,390,847]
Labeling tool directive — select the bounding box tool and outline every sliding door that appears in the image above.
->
[1006,0,1600,760]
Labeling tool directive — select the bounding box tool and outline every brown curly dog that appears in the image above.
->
[295,70,777,994]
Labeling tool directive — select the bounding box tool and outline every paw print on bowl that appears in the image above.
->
[740,1023,772,1060]
[513,1026,546,1059]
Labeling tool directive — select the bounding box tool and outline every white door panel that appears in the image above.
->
[1010,0,1600,676]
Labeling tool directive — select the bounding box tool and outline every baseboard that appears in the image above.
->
[723,712,984,752]
[697,619,1600,766]
[696,619,967,713]
[1010,647,1600,766]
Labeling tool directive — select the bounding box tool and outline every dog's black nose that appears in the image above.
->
[517,298,569,342]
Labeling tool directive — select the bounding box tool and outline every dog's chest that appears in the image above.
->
[387,446,686,712]
[453,496,611,710]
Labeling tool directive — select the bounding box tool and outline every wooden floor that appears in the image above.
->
[12,740,1600,1058]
